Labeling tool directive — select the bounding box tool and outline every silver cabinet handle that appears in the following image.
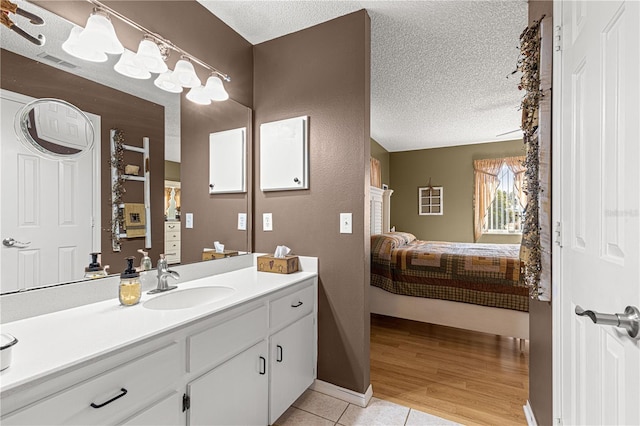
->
[575,305,640,339]
[2,238,31,248]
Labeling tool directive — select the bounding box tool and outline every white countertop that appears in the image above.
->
[0,266,316,395]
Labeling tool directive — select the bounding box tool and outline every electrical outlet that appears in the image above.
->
[185,213,194,229]
[238,213,247,231]
[340,213,352,234]
[263,213,273,231]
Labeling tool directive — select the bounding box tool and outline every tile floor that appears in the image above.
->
[275,390,460,426]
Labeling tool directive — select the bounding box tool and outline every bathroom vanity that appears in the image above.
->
[0,256,318,425]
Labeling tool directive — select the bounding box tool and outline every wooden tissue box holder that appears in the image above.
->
[202,249,239,261]
[257,255,299,274]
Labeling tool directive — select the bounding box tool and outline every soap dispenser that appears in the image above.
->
[84,253,108,279]
[119,257,141,306]
[137,249,152,271]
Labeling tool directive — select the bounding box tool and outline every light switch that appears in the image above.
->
[263,213,273,231]
[238,213,247,231]
[340,213,352,234]
[185,213,194,229]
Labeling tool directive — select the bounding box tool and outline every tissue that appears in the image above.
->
[274,245,291,258]
[214,241,225,253]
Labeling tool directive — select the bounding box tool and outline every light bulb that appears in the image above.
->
[172,57,201,88]
[154,71,183,93]
[78,10,124,55]
[135,37,168,74]
[203,75,229,101]
[114,49,151,79]
[62,26,108,62]
[186,86,211,105]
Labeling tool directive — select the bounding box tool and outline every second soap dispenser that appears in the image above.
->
[119,257,141,306]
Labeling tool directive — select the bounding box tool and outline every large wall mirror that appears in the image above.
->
[0,2,252,295]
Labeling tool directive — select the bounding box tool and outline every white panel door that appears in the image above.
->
[0,91,99,293]
[209,127,246,194]
[558,1,640,425]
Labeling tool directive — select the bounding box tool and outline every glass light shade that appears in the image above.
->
[135,38,168,74]
[203,75,229,101]
[186,86,211,105]
[154,71,183,93]
[62,27,108,62]
[114,49,151,80]
[78,11,124,55]
[172,58,201,88]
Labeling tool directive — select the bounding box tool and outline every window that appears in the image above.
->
[473,156,526,240]
[483,164,524,233]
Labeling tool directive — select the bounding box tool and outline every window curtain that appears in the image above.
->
[473,158,505,242]
[504,156,527,209]
[370,157,381,188]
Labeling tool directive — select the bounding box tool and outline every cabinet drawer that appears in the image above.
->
[164,232,180,242]
[270,284,314,331]
[165,251,180,265]
[165,241,180,252]
[3,343,181,426]
[164,222,180,232]
[188,305,267,374]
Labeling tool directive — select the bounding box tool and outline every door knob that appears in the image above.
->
[2,237,31,248]
[575,305,640,339]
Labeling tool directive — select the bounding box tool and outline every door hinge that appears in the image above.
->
[554,221,563,247]
[182,393,191,412]
[554,25,562,52]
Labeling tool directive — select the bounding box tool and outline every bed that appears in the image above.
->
[370,231,529,340]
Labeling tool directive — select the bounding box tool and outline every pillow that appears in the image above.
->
[389,231,416,245]
[371,232,416,261]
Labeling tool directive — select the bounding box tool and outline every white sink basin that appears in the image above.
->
[143,286,235,310]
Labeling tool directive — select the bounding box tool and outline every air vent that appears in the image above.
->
[36,52,78,69]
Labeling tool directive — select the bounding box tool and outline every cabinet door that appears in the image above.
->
[188,341,268,426]
[122,392,183,426]
[269,314,315,424]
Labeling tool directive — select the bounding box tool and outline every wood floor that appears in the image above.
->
[370,314,529,426]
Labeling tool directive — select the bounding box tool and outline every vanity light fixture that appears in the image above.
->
[154,71,183,94]
[172,57,201,88]
[114,49,151,80]
[65,9,123,56]
[203,75,229,101]
[61,26,108,62]
[134,35,168,74]
[186,85,212,105]
[64,0,231,104]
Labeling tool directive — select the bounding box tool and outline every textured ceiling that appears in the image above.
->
[198,0,528,152]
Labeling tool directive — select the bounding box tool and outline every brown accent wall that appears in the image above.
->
[528,1,554,425]
[389,140,524,244]
[370,139,390,187]
[1,49,165,270]
[253,11,371,393]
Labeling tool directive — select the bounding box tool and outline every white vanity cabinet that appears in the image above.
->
[188,340,268,425]
[2,343,183,426]
[268,284,316,424]
[0,271,317,426]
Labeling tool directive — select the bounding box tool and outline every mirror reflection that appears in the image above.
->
[16,98,95,159]
[0,2,251,295]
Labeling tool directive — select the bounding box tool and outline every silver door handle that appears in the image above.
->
[575,305,640,339]
[2,238,31,248]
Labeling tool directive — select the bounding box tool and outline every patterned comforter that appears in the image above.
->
[371,232,528,312]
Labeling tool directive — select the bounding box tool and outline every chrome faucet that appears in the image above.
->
[148,254,179,294]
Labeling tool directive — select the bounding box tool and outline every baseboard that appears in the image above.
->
[310,380,373,408]
[523,400,538,426]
